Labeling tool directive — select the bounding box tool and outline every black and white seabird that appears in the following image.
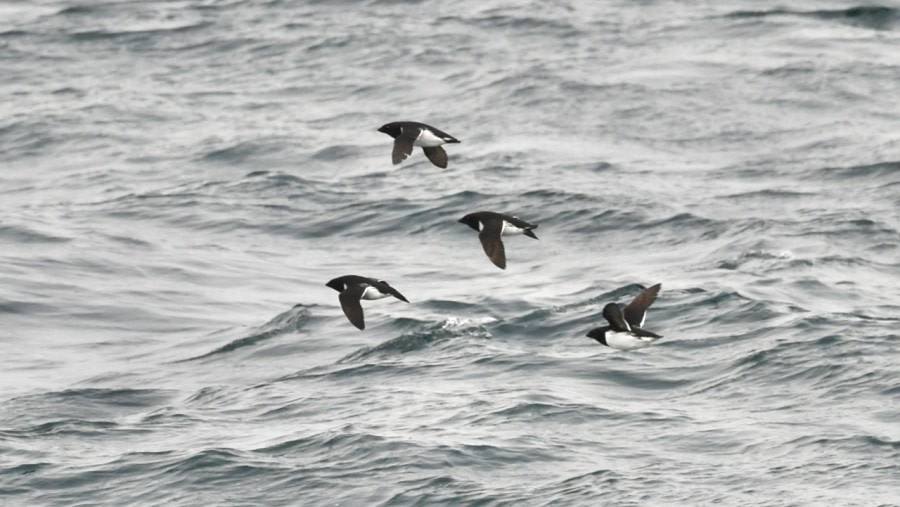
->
[458,211,538,270]
[586,283,663,350]
[377,121,460,168]
[325,275,409,330]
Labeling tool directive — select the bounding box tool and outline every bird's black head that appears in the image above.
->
[586,328,608,346]
[378,123,401,139]
[325,278,345,293]
[458,214,480,232]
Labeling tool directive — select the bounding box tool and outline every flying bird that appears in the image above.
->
[326,275,409,330]
[378,121,460,168]
[586,283,663,350]
[458,211,538,270]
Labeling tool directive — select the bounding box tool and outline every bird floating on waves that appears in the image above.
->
[586,283,663,350]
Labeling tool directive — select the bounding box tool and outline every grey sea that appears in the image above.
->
[2,1,899,505]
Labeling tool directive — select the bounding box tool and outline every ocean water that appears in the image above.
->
[1,0,899,505]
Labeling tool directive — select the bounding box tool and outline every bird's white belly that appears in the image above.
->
[606,331,652,351]
[501,221,526,236]
[413,129,445,147]
[362,286,390,300]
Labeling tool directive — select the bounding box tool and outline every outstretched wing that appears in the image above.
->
[478,219,506,269]
[376,280,409,303]
[338,285,367,330]
[633,327,663,341]
[422,146,448,168]
[602,303,631,332]
[624,283,661,328]
[391,127,420,164]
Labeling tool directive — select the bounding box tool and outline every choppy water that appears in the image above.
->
[2,1,899,505]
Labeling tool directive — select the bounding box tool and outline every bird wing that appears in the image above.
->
[478,219,506,269]
[602,303,632,332]
[424,124,459,143]
[506,215,537,230]
[624,283,661,328]
[391,128,419,164]
[503,215,538,239]
[422,146,448,168]
[338,285,367,330]
[375,280,409,303]
[633,327,663,341]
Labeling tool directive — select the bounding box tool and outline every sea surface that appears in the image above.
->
[1,1,899,505]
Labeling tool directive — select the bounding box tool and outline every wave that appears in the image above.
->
[310,144,366,162]
[716,248,798,271]
[339,317,492,362]
[726,6,899,30]
[532,469,621,505]
[0,388,176,433]
[3,447,290,505]
[183,305,313,361]
[437,13,580,36]
[477,400,617,424]
[68,22,212,41]
[89,172,747,247]
[0,29,30,38]
[0,224,71,244]
[196,138,293,165]
[682,308,898,399]
[718,189,816,200]
[814,160,900,180]
[538,200,730,240]
[0,419,124,439]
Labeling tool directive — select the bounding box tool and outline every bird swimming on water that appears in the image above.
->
[586,283,663,350]
[326,275,409,330]
[378,121,460,168]
[458,211,539,270]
